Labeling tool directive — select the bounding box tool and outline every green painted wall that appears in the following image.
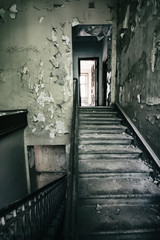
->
[117,0,160,158]
[0,0,117,146]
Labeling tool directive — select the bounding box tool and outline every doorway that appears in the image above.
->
[72,24,113,106]
[79,58,98,106]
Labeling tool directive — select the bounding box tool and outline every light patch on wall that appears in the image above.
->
[56,121,67,134]
[147,97,160,105]
[62,35,70,45]
[39,16,45,23]
[48,106,54,119]
[37,92,54,107]
[52,29,57,42]
[9,4,18,19]
[72,17,80,27]
[122,5,130,29]
[50,129,56,139]
[34,84,39,94]
[137,94,141,103]
[34,113,45,122]
[32,128,36,133]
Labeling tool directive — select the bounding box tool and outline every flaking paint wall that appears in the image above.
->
[117,0,160,158]
[0,0,117,188]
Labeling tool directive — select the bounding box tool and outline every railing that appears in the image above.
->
[64,78,79,240]
[0,175,67,240]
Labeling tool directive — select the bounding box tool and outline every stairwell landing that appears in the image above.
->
[77,106,160,240]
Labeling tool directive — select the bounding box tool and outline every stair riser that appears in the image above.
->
[79,130,126,134]
[79,153,141,159]
[79,122,121,126]
[79,140,132,145]
[78,160,150,173]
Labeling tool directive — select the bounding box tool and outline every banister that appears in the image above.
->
[115,102,160,168]
[64,78,79,240]
[0,175,67,239]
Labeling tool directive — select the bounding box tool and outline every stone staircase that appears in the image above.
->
[77,107,160,240]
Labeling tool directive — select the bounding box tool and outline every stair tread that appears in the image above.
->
[79,133,132,138]
[78,144,142,154]
[77,204,160,234]
[78,173,160,197]
[79,118,121,121]
[78,159,150,173]
[79,153,141,160]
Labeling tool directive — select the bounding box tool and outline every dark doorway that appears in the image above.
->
[79,58,99,106]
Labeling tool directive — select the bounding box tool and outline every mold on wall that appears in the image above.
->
[117,0,160,158]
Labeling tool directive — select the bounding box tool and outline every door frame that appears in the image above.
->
[78,57,99,106]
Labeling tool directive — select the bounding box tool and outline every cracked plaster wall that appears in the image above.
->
[0,0,117,188]
[0,0,116,145]
[117,0,160,158]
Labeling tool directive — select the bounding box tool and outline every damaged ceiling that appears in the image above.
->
[72,24,112,41]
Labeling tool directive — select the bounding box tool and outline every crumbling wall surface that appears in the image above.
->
[117,0,160,158]
[0,0,117,145]
[0,0,117,187]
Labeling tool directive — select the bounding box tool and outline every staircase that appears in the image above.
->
[76,106,160,240]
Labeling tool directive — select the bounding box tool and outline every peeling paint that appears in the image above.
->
[9,4,18,19]
[50,129,56,139]
[51,28,57,42]
[34,113,45,122]
[122,5,130,29]
[62,35,70,45]
[48,107,54,119]
[72,17,80,27]
[56,121,67,134]
[137,94,141,103]
[37,92,54,107]
[39,16,45,23]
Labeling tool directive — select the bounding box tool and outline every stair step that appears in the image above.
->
[78,144,141,155]
[77,200,160,234]
[79,117,121,121]
[79,133,133,145]
[79,113,118,118]
[79,120,122,125]
[79,129,127,135]
[79,139,132,145]
[79,107,115,111]
[79,125,127,130]
[79,133,133,139]
[79,153,141,160]
[78,159,150,173]
[78,173,160,198]
[78,231,160,240]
